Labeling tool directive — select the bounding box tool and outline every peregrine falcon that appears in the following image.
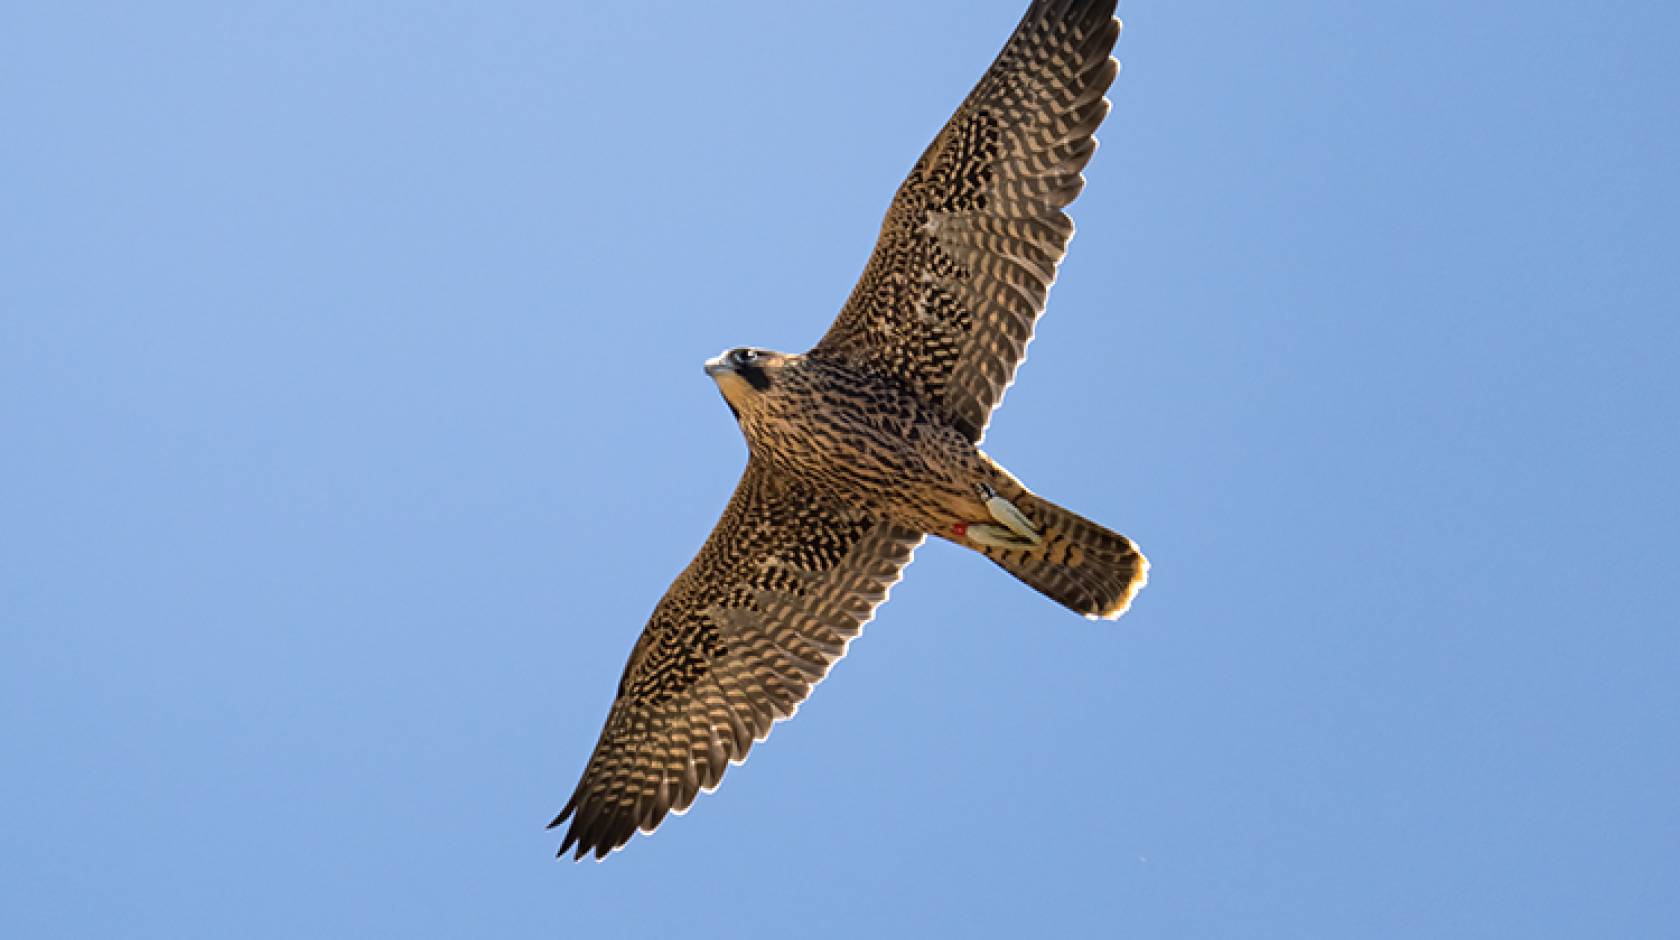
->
[552,0,1146,860]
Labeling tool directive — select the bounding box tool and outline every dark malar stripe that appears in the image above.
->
[737,362,771,391]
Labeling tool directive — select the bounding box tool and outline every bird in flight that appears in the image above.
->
[552,0,1146,860]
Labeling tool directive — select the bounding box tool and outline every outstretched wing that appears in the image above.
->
[813,0,1120,443]
[551,461,922,860]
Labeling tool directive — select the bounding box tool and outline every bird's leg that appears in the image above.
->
[955,484,1042,549]
[982,484,1041,542]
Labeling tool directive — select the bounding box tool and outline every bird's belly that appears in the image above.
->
[751,402,985,532]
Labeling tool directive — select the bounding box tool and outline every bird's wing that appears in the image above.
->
[551,460,923,860]
[812,0,1120,443]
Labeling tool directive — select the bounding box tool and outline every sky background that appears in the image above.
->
[4,0,1678,936]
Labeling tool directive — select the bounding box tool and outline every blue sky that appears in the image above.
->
[4,0,1677,936]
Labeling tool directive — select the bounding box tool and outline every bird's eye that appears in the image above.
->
[737,348,757,362]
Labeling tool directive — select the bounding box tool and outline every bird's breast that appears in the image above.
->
[742,372,981,529]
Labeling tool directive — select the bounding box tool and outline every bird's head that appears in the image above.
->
[704,347,791,420]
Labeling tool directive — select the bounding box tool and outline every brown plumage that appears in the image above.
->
[552,0,1146,861]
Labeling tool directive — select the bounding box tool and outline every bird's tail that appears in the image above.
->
[966,488,1148,620]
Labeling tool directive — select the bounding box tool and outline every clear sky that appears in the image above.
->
[4,1,1677,936]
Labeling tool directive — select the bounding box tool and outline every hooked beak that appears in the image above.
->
[703,354,731,378]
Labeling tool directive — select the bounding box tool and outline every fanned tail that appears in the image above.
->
[968,489,1148,620]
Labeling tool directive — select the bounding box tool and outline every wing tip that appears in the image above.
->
[552,809,641,863]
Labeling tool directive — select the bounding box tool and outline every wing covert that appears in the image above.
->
[550,461,922,860]
[813,0,1121,442]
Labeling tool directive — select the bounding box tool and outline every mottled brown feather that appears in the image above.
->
[550,461,921,860]
[814,0,1121,443]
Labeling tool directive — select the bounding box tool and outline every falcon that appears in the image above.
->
[552,0,1146,860]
